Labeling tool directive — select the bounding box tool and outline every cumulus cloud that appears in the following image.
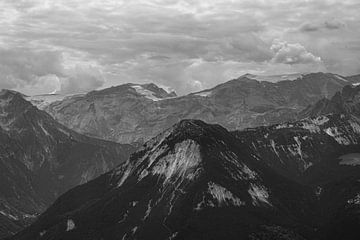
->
[0,48,63,94]
[0,47,105,95]
[0,0,359,95]
[60,65,105,94]
[270,40,322,65]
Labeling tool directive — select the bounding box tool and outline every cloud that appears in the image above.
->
[324,20,346,30]
[270,40,322,65]
[0,0,359,95]
[299,23,322,32]
[0,47,105,95]
[0,48,64,94]
[60,65,105,94]
[299,20,346,32]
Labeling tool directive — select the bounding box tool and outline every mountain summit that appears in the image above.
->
[12,119,314,240]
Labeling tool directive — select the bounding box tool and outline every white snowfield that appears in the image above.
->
[194,91,212,97]
[248,183,272,206]
[25,94,69,110]
[131,85,163,101]
[66,219,76,231]
[208,182,245,207]
[243,73,303,82]
[339,153,360,166]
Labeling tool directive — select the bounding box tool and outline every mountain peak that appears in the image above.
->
[14,119,313,240]
[86,82,176,101]
[160,119,230,144]
[238,73,304,82]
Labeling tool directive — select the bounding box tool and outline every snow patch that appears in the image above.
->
[57,127,71,137]
[0,210,18,221]
[315,186,322,198]
[349,120,360,133]
[194,91,212,97]
[311,116,329,125]
[26,94,67,110]
[66,219,75,231]
[339,153,360,166]
[117,167,131,187]
[168,232,178,240]
[131,85,162,101]
[158,84,176,95]
[334,74,348,82]
[325,127,351,145]
[38,121,50,137]
[131,226,138,234]
[347,193,360,205]
[208,182,245,207]
[248,183,271,206]
[220,151,257,180]
[300,122,320,133]
[275,123,293,129]
[270,140,280,157]
[244,73,302,82]
[152,140,201,183]
[142,201,152,220]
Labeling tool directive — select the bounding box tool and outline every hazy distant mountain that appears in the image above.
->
[25,93,84,111]
[12,114,360,239]
[300,84,360,118]
[44,72,356,144]
[0,90,135,238]
[345,74,360,83]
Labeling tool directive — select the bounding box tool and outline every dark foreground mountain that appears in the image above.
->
[0,90,135,238]
[12,108,360,239]
[44,72,356,144]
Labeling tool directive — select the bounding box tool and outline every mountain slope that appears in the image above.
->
[300,84,360,118]
[44,73,354,144]
[0,90,135,238]
[13,81,360,239]
[11,120,316,240]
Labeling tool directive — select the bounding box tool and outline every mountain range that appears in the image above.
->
[0,90,135,238]
[42,72,359,144]
[2,72,360,239]
[10,81,360,240]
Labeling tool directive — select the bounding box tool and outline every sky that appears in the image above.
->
[0,0,359,95]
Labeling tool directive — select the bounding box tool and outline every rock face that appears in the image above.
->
[300,84,360,118]
[44,73,355,144]
[12,113,360,239]
[0,90,135,238]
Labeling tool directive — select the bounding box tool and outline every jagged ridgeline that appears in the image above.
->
[41,73,358,144]
[0,90,135,238]
[12,109,360,240]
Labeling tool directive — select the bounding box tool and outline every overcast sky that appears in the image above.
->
[0,0,359,95]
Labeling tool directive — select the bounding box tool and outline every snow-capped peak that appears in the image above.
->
[241,73,303,82]
[131,85,163,101]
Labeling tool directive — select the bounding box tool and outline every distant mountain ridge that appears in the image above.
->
[0,90,135,238]
[43,72,358,144]
[5,73,360,240]
[300,84,360,118]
